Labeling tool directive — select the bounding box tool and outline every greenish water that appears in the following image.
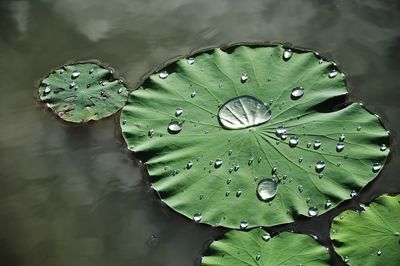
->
[0,1,399,265]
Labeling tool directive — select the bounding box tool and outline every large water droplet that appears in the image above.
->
[336,143,344,152]
[218,96,271,129]
[193,213,202,222]
[187,57,195,65]
[240,220,248,229]
[308,207,318,217]
[372,162,381,173]
[71,70,80,79]
[291,87,304,100]
[276,126,287,139]
[240,73,248,83]
[314,140,321,149]
[175,107,183,117]
[257,179,278,201]
[159,71,168,79]
[289,136,299,147]
[168,121,182,134]
[283,49,292,61]
[215,159,223,168]
[261,232,271,241]
[315,161,325,173]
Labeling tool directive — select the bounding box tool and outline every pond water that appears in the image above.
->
[0,0,399,265]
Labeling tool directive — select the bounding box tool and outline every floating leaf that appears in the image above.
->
[331,194,400,265]
[120,45,389,228]
[38,62,128,123]
[202,229,330,265]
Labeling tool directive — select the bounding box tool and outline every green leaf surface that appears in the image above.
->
[120,45,389,228]
[202,229,330,266]
[39,62,128,123]
[331,194,400,266]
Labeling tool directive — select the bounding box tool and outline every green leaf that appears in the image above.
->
[201,229,330,265]
[331,194,400,265]
[39,62,128,123]
[120,45,389,228]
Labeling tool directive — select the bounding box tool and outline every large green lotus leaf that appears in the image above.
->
[331,194,400,265]
[120,45,389,228]
[202,229,330,265]
[39,62,128,123]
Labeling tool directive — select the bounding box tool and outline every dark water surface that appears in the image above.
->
[1,0,399,265]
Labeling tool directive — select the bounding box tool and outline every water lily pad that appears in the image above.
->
[38,62,128,123]
[202,229,330,265]
[331,194,400,265]
[120,45,389,228]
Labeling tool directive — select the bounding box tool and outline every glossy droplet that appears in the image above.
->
[344,256,349,263]
[314,140,321,149]
[159,71,168,79]
[89,68,94,74]
[291,87,304,100]
[315,161,325,173]
[193,213,202,222]
[380,144,387,151]
[257,179,278,201]
[276,126,287,138]
[357,126,362,131]
[148,129,154,137]
[168,121,182,134]
[236,189,242,197]
[308,207,318,217]
[218,96,272,129]
[299,157,303,163]
[175,107,183,117]
[44,86,51,95]
[256,254,261,261]
[227,177,232,184]
[69,82,76,89]
[328,69,337,78]
[350,190,357,198]
[187,57,195,65]
[240,220,248,229]
[283,49,292,60]
[377,250,382,256]
[240,73,248,83]
[117,88,124,94]
[191,91,196,98]
[298,185,304,193]
[186,161,193,169]
[215,159,223,168]
[261,232,271,241]
[325,200,332,209]
[234,165,240,171]
[289,136,299,147]
[336,143,344,152]
[71,70,80,79]
[372,162,381,173]
[272,166,277,174]
[339,133,345,142]
[248,157,253,165]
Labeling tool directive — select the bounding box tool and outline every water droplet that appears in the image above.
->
[248,157,253,165]
[101,81,106,86]
[240,73,248,83]
[187,57,195,65]
[253,176,258,181]
[59,69,64,74]
[313,140,321,149]
[276,126,287,139]
[271,166,277,174]
[218,96,272,129]
[69,82,76,89]
[377,250,382,256]
[225,191,230,196]
[380,144,387,151]
[283,49,292,61]
[261,232,271,241]
[191,91,196,98]
[122,120,127,125]
[257,179,278,201]
[299,157,303,163]
[289,136,299,147]
[325,200,332,209]
[234,165,240,171]
[236,189,242,197]
[315,161,325,173]
[258,157,262,163]
[175,107,183,117]
[148,129,154,137]
[339,133,345,142]
[71,70,80,79]
[215,159,223,168]
[308,207,318,217]
[372,162,381,173]
[328,69,337,78]
[306,197,311,203]
[199,194,203,200]
[44,86,51,95]
[357,126,362,131]
[193,213,202,222]
[159,71,168,79]
[167,121,182,134]
[344,256,349,263]
[89,68,94,74]
[118,88,124,94]
[186,161,193,169]
[291,87,304,100]
[350,190,356,198]
[336,143,345,152]
[227,178,232,184]
[298,185,304,193]
[240,220,248,229]
[256,254,261,261]
[307,142,312,148]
